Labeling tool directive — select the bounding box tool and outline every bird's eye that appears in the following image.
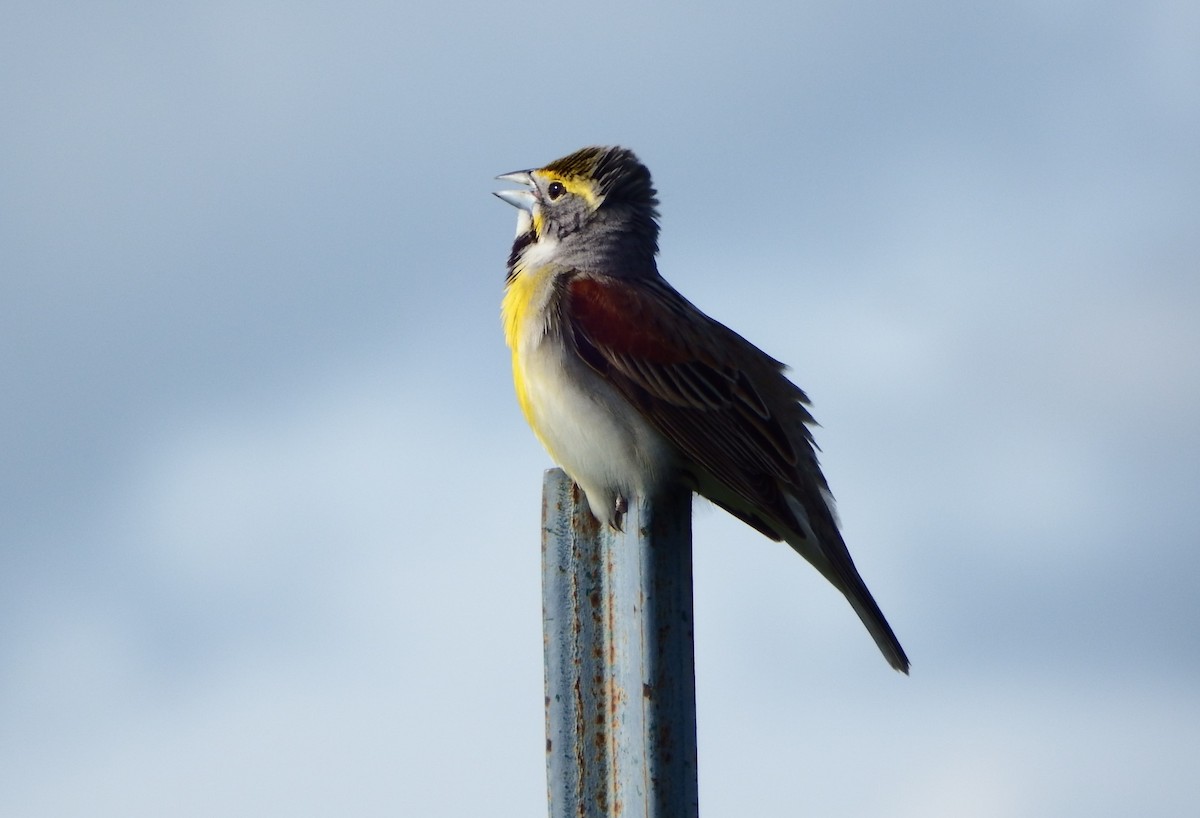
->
[547,181,566,200]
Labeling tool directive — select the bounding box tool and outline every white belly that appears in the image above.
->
[519,335,677,527]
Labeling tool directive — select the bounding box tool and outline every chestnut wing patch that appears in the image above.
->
[563,274,804,499]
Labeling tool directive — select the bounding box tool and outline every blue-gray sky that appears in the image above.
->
[3,2,1198,815]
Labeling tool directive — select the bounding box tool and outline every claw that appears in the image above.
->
[611,495,628,531]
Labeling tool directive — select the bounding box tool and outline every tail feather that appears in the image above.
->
[832,558,910,673]
[696,474,909,672]
[783,495,910,673]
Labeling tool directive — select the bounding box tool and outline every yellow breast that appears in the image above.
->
[501,261,559,428]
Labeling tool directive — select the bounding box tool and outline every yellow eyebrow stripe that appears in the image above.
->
[537,171,601,209]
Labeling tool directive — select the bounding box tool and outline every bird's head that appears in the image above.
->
[495,146,660,276]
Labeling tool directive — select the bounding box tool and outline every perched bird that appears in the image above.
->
[494,146,909,673]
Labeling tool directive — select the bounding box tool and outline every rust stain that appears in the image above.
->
[572,674,585,809]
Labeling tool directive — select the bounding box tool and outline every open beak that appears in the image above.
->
[493,170,536,212]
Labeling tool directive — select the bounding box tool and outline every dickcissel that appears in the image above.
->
[495,146,908,673]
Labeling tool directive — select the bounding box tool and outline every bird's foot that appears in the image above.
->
[610,495,628,532]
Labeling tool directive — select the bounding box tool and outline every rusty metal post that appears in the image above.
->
[541,468,699,818]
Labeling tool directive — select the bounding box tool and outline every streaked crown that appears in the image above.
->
[543,146,659,215]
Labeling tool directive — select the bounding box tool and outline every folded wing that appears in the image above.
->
[561,272,910,672]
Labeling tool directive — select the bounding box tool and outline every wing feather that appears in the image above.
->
[562,272,910,672]
[563,274,815,524]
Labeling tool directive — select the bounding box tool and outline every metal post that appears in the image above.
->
[541,468,699,818]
